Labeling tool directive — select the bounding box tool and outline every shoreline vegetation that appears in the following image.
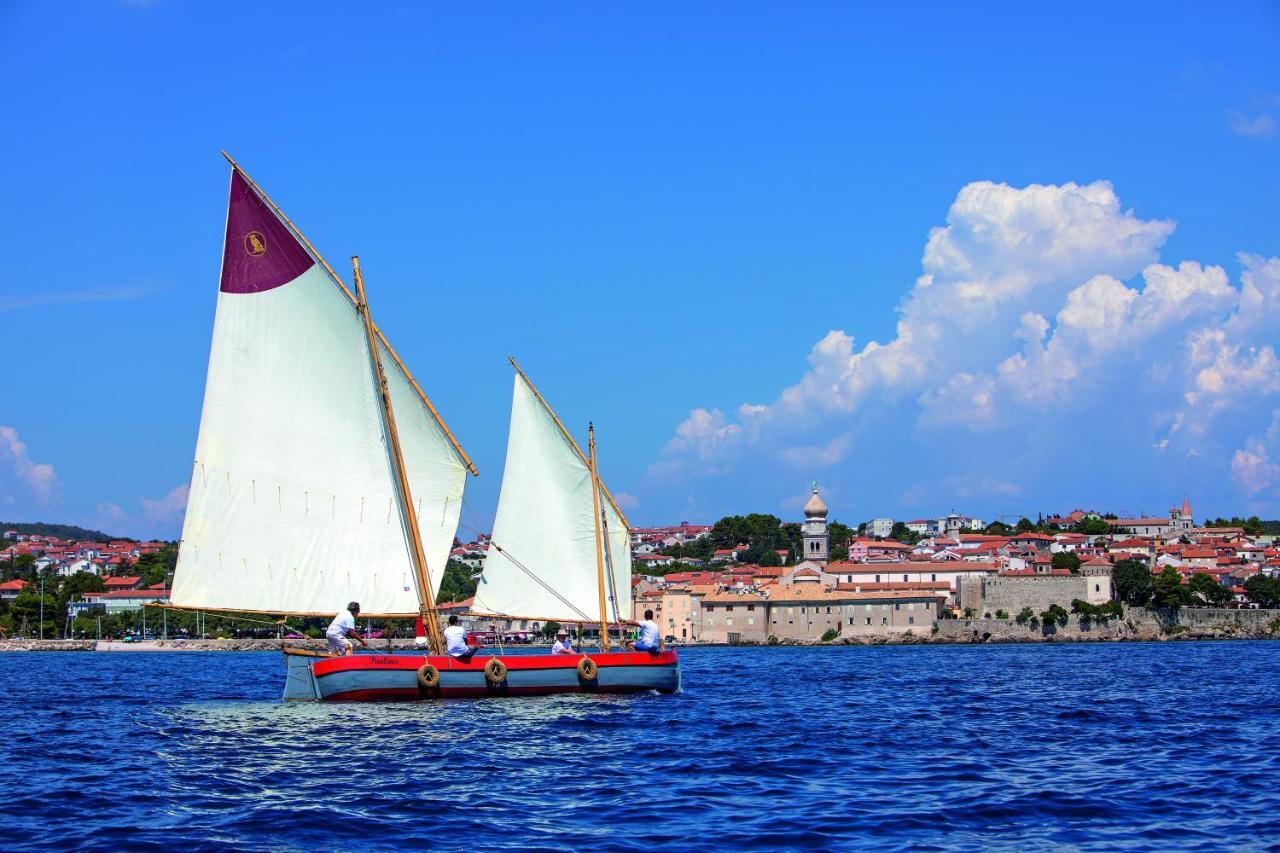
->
[5,607,1278,651]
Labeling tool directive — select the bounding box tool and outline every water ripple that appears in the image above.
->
[2,642,1279,849]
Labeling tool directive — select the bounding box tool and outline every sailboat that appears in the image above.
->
[166,154,680,700]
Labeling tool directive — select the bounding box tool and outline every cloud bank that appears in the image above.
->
[648,181,1280,516]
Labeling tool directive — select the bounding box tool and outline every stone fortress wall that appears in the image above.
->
[957,566,1112,616]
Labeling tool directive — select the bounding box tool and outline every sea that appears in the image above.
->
[4,642,1279,851]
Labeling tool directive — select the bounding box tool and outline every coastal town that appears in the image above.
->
[2,488,1278,645]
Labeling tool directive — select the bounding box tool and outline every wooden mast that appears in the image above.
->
[220,150,478,477]
[588,424,610,651]
[352,256,445,655]
[507,356,630,528]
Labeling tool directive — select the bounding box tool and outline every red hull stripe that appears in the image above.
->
[324,686,661,701]
[313,650,678,679]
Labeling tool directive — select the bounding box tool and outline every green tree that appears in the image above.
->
[820,628,839,642]
[541,621,560,639]
[1151,566,1191,610]
[1015,607,1035,625]
[1243,574,1280,608]
[889,521,920,545]
[1052,552,1082,574]
[1187,572,1231,607]
[759,548,782,567]
[1041,603,1068,627]
[436,559,478,604]
[984,521,1012,536]
[1079,517,1112,536]
[1015,517,1035,533]
[133,544,178,588]
[1112,559,1153,606]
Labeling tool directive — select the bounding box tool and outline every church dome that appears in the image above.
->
[803,487,828,519]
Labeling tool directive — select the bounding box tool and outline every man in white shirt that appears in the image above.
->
[627,609,662,654]
[443,614,478,660]
[325,602,367,656]
[551,628,575,655]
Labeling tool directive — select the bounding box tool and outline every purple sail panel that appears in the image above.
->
[219,171,315,293]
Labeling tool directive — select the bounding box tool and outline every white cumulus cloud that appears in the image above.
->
[140,484,189,524]
[647,179,1280,515]
[0,426,60,506]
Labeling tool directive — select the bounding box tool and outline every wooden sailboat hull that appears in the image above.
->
[283,648,680,701]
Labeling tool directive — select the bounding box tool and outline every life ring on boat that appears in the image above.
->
[577,657,598,681]
[416,663,440,689]
[484,658,507,684]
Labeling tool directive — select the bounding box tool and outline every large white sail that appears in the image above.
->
[472,372,631,623]
[170,170,468,616]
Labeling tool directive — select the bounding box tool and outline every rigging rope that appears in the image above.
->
[456,498,594,623]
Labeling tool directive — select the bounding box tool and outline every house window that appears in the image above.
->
[788,607,794,614]
[865,617,871,625]
[903,574,908,582]
[1095,584,1100,592]
[875,574,881,583]
[908,616,914,624]
[726,605,734,612]
[932,573,937,581]
[748,617,755,626]
[895,603,901,610]
[826,606,831,614]
[747,604,755,611]
[705,605,714,612]
[881,617,888,625]
[726,618,733,626]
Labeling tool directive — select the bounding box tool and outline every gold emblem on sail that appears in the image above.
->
[244,231,267,257]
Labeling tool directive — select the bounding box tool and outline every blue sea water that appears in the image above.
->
[4,642,1280,851]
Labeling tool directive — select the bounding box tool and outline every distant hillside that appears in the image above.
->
[0,521,131,542]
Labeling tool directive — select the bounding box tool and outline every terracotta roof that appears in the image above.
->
[767,586,943,603]
[824,560,998,573]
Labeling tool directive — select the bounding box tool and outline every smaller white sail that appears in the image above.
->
[472,373,631,623]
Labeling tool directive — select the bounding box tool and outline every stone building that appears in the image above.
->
[782,560,999,607]
[800,484,829,564]
[956,564,1113,616]
[699,584,943,643]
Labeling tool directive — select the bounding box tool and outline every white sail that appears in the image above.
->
[378,336,468,602]
[472,373,632,623]
[170,171,468,616]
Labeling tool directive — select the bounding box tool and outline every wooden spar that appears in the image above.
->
[588,424,610,652]
[507,356,630,529]
[149,602,419,619]
[458,610,639,627]
[218,150,478,477]
[353,256,445,656]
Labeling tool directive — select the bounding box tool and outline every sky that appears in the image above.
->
[0,1,1278,539]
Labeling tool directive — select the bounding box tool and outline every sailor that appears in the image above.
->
[326,601,367,656]
[627,609,662,654]
[551,627,576,655]
[443,614,478,660]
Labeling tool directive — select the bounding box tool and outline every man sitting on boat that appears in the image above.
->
[326,602,368,656]
[551,628,576,655]
[626,609,662,654]
[444,614,479,660]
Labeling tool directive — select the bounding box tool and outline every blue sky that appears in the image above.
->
[1,1,1278,538]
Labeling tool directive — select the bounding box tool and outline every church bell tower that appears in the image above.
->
[801,482,829,564]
